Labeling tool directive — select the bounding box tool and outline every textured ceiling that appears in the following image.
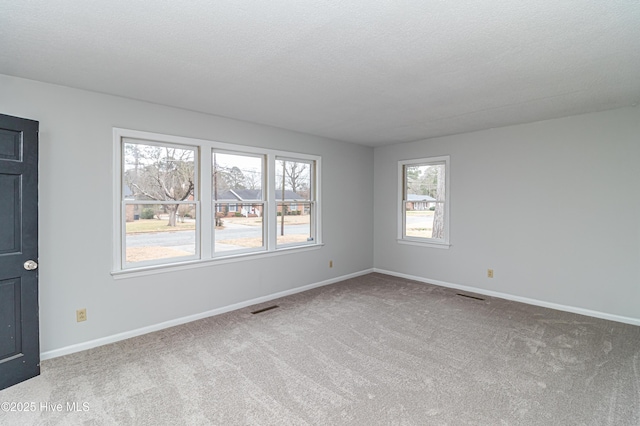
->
[1,1,639,146]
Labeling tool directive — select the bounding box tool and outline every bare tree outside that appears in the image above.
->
[431,164,445,239]
[243,169,262,190]
[277,159,311,237]
[124,143,195,227]
[279,160,310,196]
[213,152,263,195]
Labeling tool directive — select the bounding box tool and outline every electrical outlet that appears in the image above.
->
[487,269,494,278]
[76,308,87,322]
[329,260,333,268]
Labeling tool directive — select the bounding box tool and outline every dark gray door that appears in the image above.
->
[0,113,39,390]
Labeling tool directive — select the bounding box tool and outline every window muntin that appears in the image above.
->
[122,140,199,267]
[275,158,315,248]
[400,156,449,246]
[114,129,321,273]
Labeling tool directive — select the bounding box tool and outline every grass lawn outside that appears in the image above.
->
[126,219,195,234]
[405,210,435,238]
[406,228,433,238]
[226,215,310,226]
[217,234,310,249]
[127,246,192,263]
[127,215,310,234]
[405,210,435,217]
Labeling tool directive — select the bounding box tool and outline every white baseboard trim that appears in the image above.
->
[41,268,374,361]
[374,268,640,327]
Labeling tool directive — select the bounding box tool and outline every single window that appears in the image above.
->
[121,140,199,267]
[399,156,450,247]
[275,158,315,247]
[213,151,265,255]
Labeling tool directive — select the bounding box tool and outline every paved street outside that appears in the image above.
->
[126,220,310,261]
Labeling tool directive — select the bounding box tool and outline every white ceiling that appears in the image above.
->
[1,1,639,147]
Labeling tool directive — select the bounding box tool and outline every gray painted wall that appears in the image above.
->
[374,106,640,320]
[0,74,374,354]
[2,72,638,356]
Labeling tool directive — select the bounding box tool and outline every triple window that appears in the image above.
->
[115,129,320,272]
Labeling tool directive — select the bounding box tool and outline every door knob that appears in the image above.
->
[24,260,38,271]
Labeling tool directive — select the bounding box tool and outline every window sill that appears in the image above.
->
[397,239,451,249]
[112,243,324,279]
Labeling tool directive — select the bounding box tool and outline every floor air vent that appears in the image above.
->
[251,305,279,314]
[456,293,485,301]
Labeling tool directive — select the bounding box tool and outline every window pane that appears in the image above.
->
[276,159,312,201]
[123,142,195,202]
[404,202,435,238]
[404,162,446,241]
[405,163,444,200]
[125,203,197,264]
[214,202,264,253]
[276,202,313,246]
[213,152,263,200]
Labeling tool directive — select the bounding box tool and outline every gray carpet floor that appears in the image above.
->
[1,273,639,425]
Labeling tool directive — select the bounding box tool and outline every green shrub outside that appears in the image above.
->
[141,208,155,219]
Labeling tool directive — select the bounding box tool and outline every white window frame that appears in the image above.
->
[212,149,266,257]
[398,155,450,249]
[113,128,322,277]
[275,156,317,249]
[118,138,201,269]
